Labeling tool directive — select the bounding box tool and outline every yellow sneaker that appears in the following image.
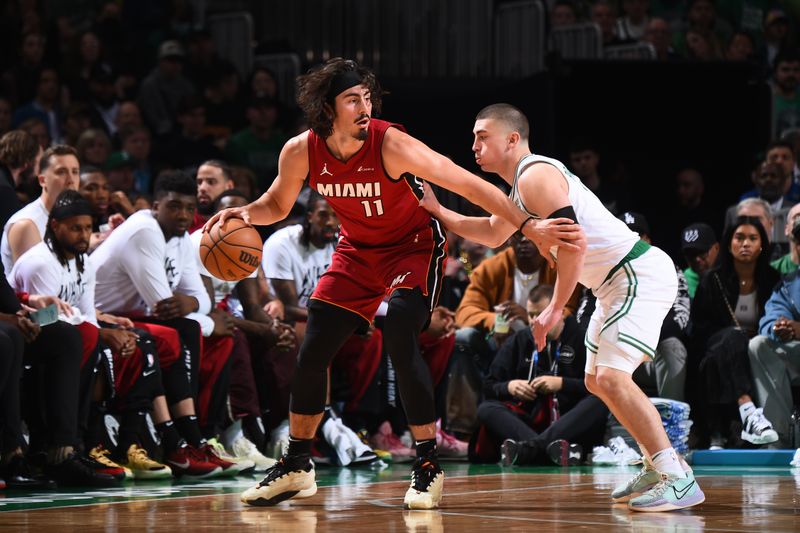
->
[123,444,173,480]
[89,445,132,480]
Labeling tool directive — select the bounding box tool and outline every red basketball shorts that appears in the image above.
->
[311,221,447,322]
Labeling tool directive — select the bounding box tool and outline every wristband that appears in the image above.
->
[16,292,29,305]
[519,216,535,232]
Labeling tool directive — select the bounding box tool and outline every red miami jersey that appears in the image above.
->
[307,119,432,247]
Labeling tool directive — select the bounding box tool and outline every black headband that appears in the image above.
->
[51,201,93,221]
[327,70,363,100]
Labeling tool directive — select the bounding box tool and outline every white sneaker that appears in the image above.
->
[335,418,377,465]
[790,449,800,467]
[321,417,355,466]
[241,457,315,506]
[231,435,276,472]
[403,456,445,509]
[741,408,779,445]
[268,419,290,460]
[207,438,256,475]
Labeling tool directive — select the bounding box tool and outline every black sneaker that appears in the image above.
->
[3,455,56,490]
[44,452,119,488]
[545,439,583,466]
[403,455,444,509]
[240,456,315,506]
[500,439,540,466]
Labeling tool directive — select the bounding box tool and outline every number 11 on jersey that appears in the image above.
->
[361,199,384,217]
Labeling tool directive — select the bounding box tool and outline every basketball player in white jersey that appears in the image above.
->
[420,103,704,512]
[1,145,80,273]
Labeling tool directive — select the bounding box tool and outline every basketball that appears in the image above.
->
[199,218,263,281]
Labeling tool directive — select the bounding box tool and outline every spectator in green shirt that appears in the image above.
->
[770,203,800,275]
[681,222,719,298]
[225,96,288,193]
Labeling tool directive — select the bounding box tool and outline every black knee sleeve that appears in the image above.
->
[118,334,163,413]
[383,288,436,426]
[290,299,364,415]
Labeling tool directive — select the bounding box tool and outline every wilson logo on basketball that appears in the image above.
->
[239,251,260,268]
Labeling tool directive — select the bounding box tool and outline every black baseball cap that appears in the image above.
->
[681,223,717,252]
[619,211,650,237]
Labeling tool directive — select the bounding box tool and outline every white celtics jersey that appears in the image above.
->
[510,153,638,290]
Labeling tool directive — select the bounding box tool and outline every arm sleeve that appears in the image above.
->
[122,228,174,310]
[176,240,211,315]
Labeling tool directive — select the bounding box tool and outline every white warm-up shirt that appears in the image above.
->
[1,197,49,273]
[9,241,97,326]
[92,210,213,334]
[262,224,333,309]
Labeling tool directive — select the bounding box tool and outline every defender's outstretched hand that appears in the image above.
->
[532,304,563,351]
[203,206,252,233]
[522,219,584,269]
[418,181,442,217]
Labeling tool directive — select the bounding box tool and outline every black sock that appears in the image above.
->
[243,415,267,452]
[116,411,146,459]
[415,438,437,458]
[286,436,314,458]
[156,420,183,454]
[175,415,205,448]
[85,403,108,450]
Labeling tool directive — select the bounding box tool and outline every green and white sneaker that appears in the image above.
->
[628,472,705,512]
[611,463,662,502]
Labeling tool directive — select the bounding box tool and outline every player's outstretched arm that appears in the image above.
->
[382,128,530,227]
[419,181,515,248]
[517,164,587,349]
[419,179,583,265]
[386,129,582,256]
[204,134,309,231]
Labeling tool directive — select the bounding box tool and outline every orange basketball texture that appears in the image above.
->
[199,219,263,281]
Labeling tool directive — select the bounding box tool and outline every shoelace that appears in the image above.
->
[626,466,653,488]
[130,446,155,465]
[92,447,114,464]
[749,409,773,432]
[258,456,308,487]
[411,458,441,491]
[642,473,672,498]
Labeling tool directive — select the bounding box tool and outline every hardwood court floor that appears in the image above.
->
[2,464,799,532]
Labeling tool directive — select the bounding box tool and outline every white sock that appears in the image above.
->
[637,442,652,465]
[739,401,756,423]
[679,455,693,473]
[651,447,685,478]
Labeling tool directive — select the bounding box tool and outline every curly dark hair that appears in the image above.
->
[296,58,383,138]
[45,190,91,278]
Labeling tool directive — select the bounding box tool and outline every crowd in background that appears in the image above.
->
[0,0,799,490]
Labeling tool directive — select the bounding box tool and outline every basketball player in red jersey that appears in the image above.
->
[207,58,582,509]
